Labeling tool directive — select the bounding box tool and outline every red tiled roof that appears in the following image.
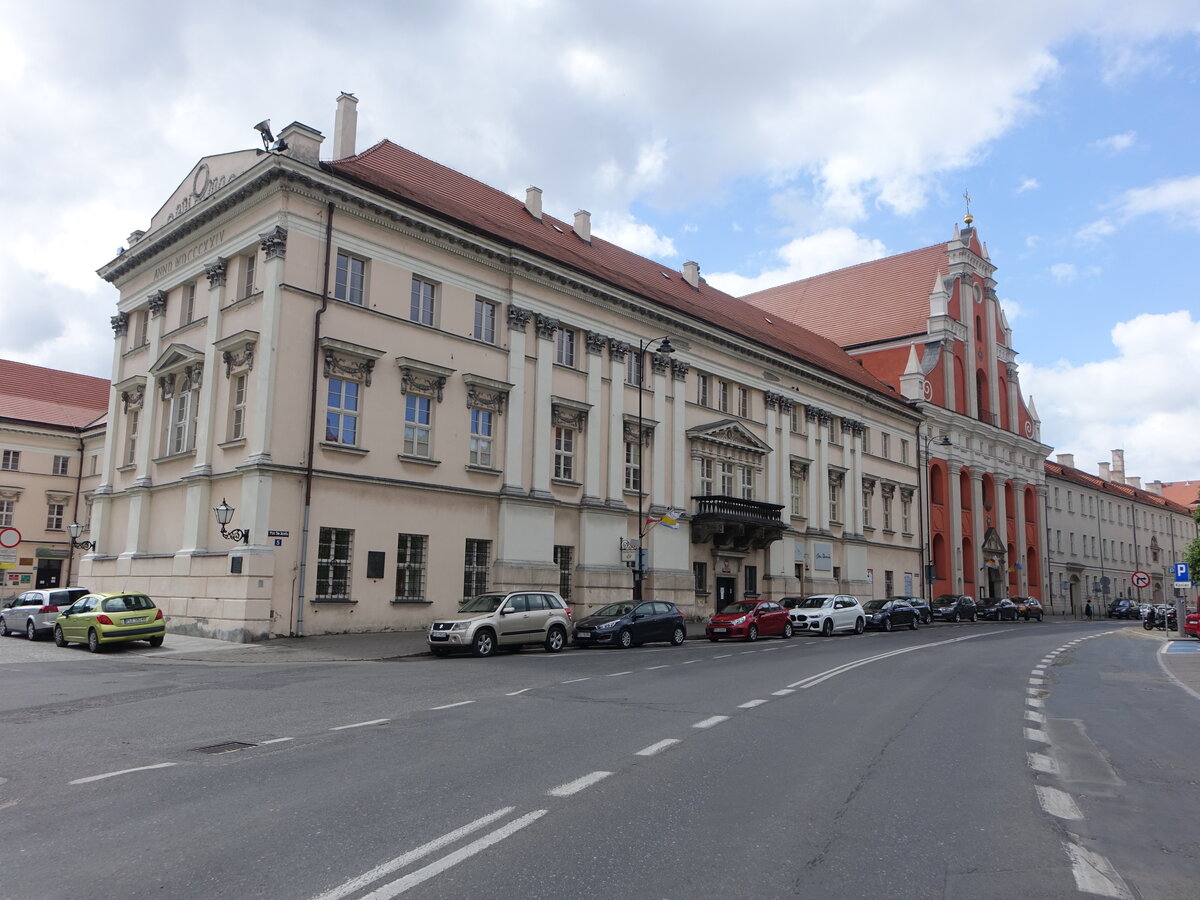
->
[741,243,949,348]
[0,359,109,430]
[1045,461,1192,516]
[1160,481,1199,510]
[326,141,902,402]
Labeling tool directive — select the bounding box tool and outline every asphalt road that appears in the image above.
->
[1,621,1195,899]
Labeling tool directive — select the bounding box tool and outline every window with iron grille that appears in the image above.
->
[554,545,573,600]
[554,427,575,480]
[469,408,493,467]
[53,455,69,476]
[1,450,18,471]
[744,565,757,596]
[474,298,497,343]
[335,252,366,305]
[884,570,894,597]
[693,561,708,593]
[316,527,353,601]
[46,503,64,531]
[410,276,436,326]
[395,533,427,602]
[463,539,491,599]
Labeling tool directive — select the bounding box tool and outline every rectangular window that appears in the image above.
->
[830,479,841,522]
[473,298,497,343]
[1054,487,1060,508]
[790,406,803,434]
[463,538,491,599]
[881,433,890,459]
[740,466,754,500]
[554,427,575,480]
[900,439,909,464]
[46,503,64,531]
[882,494,892,531]
[133,310,148,347]
[624,440,640,492]
[554,545,573,600]
[862,489,872,528]
[1056,530,1062,552]
[699,458,714,495]
[744,565,758,596]
[126,410,139,466]
[693,561,708,594]
[469,408,493,467]
[0,499,13,527]
[696,374,709,407]
[53,455,69,476]
[230,373,248,440]
[404,395,432,457]
[316,527,353,601]
[719,381,730,413]
[861,428,871,454]
[737,386,749,418]
[555,328,576,367]
[395,533,427,603]
[242,252,256,298]
[335,252,366,305]
[1070,533,1076,554]
[720,461,734,496]
[828,420,841,445]
[182,283,196,325]
[790,472,805,517]
[168,388,195,455]
[410,276,436,326]
[1,450,18,471]
[325,378,360,446]
[901,497,911,533]
[885,570,894,597]
[626,352,644,387]
[1067,491,1073,513]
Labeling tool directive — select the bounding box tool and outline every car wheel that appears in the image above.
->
[53,625,68,647]
[970,613,977,622]
[147,636,164,648]
[950,613,959,623]
[1036,614,1043,622]
[431,647,449,657]
[782,622,794,639]
[747,624,759,642]
[87,629,102,653]
[670,626,686,646]
[822,618,834,637]
[709,636,719,642]
[618,628,633,649]
[26,620,39,641]
[910,616,919,630]
[0,617,8,637]
[544,625,566,653]
[854,617,865,635]
[882,617,893,632]
[471,629,496,658]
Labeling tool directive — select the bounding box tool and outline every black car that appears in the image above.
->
[861,598,920,631]
[1107,599,1139,620]
[885,596,932,624]
[573,600,686,648]
[932,594,977,623]
[976,598,1019,621]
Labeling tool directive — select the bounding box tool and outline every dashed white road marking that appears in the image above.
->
[714,654,732,659]
[1028,677,1045,685]
[1037,786,1083,820]
[1026,710,1046,724]
[772,688,795,696]
[1063,841,1134,899]
[681,659,699,665]
[506,688,531,696]
[738,699,767,709]
[644,665,669,671]
[331,718,390,730]
[606,670,633,677]
[1027,752,1060,775]
[1025,727,1050,743]
[260,737,294,745]
[560,677,590,684]
[635,739,681,757]
[70,762,177,785]
[1026,698,1045,708]
[548,771,612,797]
[693,715,730,729]
[429,701,474,711]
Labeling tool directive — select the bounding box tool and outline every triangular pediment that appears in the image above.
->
[147,149,260,235]
[981,526,1007,554]
[150,343,204,375]
[687,419,772,455]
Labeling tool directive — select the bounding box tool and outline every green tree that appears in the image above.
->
[1185,536,1200,586]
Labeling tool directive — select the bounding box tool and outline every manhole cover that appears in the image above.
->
[192,741,256,754]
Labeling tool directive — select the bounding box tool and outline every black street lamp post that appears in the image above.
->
[634,336,674,601]
[917,431,951,592]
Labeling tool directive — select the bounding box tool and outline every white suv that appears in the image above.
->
[428,591,572,657]
[784,595,865,636]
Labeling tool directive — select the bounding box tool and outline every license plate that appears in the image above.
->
[712,627,727,633]
[124,616,147,624]
[430,633,448,641]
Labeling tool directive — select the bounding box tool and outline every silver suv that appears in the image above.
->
[0,588,90,640]
[428,591,573,657]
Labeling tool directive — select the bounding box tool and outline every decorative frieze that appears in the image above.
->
[789,460,809,480]
[258,225,288,260]
[552,398,590,430]
[222,341,256,378]
[325,350,376,387]
[881,483,896,501]
[623,420,654,444]
[399,365,448,401]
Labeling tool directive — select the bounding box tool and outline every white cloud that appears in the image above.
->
[999,298,1023,322]
[1076,218,1117,242]
[1023,311,1200,478]
[707,227,888,296]
[1049,263,1078,282]
[1114,175,1200,230]
[1092,130,1137,152]
[594,213,677,259]
[1017,177,1040,193]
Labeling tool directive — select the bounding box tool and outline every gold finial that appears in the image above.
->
[963,189,974,226]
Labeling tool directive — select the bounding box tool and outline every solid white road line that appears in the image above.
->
[70,762,176,785]
[260,737,294,745]
[548,771,612,797]
[786,634,984,690]
[360,810,549,899]
[1062,841,1134,899]
[312,807,516,900]
[331,718,390,731]
[738,699,767,709]
[635,739,681,757]
[429,701,474,711]
[693,715,729,729]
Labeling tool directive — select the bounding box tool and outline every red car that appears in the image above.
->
[706,599,792,642]
[1185,611,1200,640]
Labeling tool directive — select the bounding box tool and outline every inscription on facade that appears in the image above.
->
[154,230,226,281]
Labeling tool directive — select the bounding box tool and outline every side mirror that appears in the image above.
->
[501,607,516,615]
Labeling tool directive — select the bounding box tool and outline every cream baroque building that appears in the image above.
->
[84,95,923,641]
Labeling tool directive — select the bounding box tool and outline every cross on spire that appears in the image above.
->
[963,189,974,225]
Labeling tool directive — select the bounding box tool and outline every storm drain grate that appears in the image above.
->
[192,741,257,754]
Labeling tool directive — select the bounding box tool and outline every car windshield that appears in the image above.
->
[460,594,505,613]
[934,595,959,605]
[797,597,832,609]
[720,602,758,615]
[862,600,887,611]
[591,603,633,617]
[101,594,155,612]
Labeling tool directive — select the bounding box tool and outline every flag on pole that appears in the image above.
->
[659,513,679,529]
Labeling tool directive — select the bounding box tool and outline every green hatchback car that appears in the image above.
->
[54,592,166,653]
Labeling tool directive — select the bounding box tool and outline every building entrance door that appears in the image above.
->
[35,558,62,589]
[715,577,737,612]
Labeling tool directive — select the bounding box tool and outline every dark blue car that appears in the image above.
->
[573,600,686,649]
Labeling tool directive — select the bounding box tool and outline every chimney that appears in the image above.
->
[333,92,359,159]
[573,209,591,242]
[525,186,542,220]
[1110,449,1125,481]
[1056,453,1075,469]
[682,261,700,288]
[1098,462,1111,480]
[1126,476,1142,490]
[279,122,323,166]
[1147,480,1163,496]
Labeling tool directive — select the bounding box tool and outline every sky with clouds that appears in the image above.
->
[2,1,1198,483]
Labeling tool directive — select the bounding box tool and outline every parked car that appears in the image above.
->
[1107,599,1140,620]
[786,594,865,636]
[428,591,573,657]
[1011,596,1044,621]
[883,595,932,624]
[1184,611,1200,640]
[53,592,166,652]
[932,594,977,623]
[574,600,686,648]
[706,599,792,642]
[976,598,1019,621]
[861,598,920,631]
[0,587,90,641]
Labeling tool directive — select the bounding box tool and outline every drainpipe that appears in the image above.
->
[294,201,335,637]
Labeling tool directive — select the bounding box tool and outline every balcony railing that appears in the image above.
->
[690,495,788,551]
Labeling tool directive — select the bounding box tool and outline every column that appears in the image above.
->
[582,332,606,505]
[670,361,689,511]
[763,394,780,505]
[806,406,821,528]
[1013,483,1028,594]
[246,225,287,465]
[948,460,963,590]
[650,351,670,509]
[848,421,864,536]
[502,307,531,495]
[89,313,131,558]
[971,469,985,593]
[606,340,629,507]
[529,314,556,499]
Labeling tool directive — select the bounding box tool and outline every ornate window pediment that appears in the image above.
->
[321,337,384,386]
[397,357,455,402]
[150,343,204,377]
[462,373,513,413]
[686,419,772,456]
[114,375,148,412]
[552,396,590,430]
[215,329,259,379]
[622,413,658,444]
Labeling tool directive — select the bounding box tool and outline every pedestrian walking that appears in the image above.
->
[1085,601,1093,621]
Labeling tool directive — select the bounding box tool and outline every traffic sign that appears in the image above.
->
[0,526,20,549]
[1175,562,1191,583]
[1131,570,1151,589]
